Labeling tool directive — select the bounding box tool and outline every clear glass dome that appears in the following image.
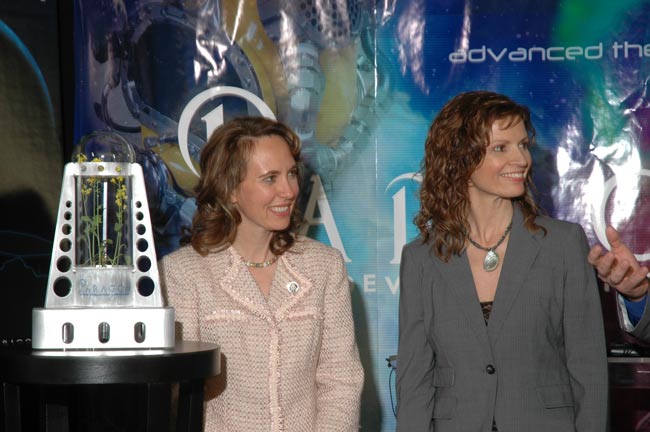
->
[74,131,135,163]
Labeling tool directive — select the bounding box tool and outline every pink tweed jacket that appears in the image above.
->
[160,237,364,431]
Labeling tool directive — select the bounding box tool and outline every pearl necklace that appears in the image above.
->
[467,219,513,272]
[242,255,278,268]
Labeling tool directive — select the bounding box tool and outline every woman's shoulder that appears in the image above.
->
[160,244,229,271]
[403,236,435,259]
[533,214,585,236]
[288,236,343,263]
[162,244,200,264]
[404,235,429,249]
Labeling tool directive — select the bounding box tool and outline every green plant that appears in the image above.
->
[77,154,131,266]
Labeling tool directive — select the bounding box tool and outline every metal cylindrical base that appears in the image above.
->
[31,307,175,349]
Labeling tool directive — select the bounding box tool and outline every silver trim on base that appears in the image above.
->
[32,307,175,350]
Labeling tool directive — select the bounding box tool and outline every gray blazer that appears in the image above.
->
[396,206,608,432]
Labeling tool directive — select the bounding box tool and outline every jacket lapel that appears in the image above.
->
[487,206,540,345]
[208,247,314,322]
[438,252,492,356]
[269,254,313,321]
[210,248,273,321]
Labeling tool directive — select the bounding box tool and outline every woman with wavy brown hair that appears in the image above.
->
[160,116,363,431]
[189,116,303,257]
[396,91,607,432]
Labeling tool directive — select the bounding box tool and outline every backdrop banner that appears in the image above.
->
[73,1,650,429]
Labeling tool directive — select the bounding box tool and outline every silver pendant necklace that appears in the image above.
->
[467,219,513,272]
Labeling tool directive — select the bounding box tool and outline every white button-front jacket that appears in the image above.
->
[160,237,364,432]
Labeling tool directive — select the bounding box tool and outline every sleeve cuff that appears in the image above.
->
[623,294,648,326]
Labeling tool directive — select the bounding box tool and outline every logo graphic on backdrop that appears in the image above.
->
[177,86,276,177]
[74,1,650,429]
[385,173,422,265]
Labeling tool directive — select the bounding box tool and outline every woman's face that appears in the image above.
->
[231,135,299,237]
[468,117,531,204]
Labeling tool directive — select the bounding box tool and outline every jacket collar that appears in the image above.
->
[207,246,313,322]
[435,204,541,354]
[486,205,541,345]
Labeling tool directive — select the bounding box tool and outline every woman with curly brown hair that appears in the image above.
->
[396,91,607,432]
[160,116,363,431]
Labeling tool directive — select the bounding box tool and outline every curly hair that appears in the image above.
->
[189,116,303,256]
[414,91,545,261]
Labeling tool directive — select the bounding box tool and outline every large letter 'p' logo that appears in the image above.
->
[177,86,276,177]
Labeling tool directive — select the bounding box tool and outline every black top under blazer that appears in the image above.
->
[396,205,608,432]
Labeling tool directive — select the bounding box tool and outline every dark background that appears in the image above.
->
[0,0,73,345]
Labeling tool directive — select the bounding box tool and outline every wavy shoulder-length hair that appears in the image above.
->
[189,116,303,256]
[415,91,545,261]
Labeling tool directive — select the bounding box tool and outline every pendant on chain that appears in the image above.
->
[483,249,499,272]
[467,218,513,273]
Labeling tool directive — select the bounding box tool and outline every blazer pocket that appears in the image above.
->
[432,367,455,387]
[536,384,574,408]
[432,396,456,419]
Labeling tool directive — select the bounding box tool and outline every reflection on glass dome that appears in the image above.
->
[74,131,135,163]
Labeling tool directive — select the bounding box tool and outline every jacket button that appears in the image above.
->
[485,364,496,374]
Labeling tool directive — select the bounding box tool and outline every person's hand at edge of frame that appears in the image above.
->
[588,226,649,302]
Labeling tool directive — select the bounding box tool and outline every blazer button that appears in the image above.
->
[485,364,496,374]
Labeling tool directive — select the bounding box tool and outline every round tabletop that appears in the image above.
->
[0,340,220,385]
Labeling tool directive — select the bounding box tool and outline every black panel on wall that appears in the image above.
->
[58,0,74,160]
[0,0,64,346]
